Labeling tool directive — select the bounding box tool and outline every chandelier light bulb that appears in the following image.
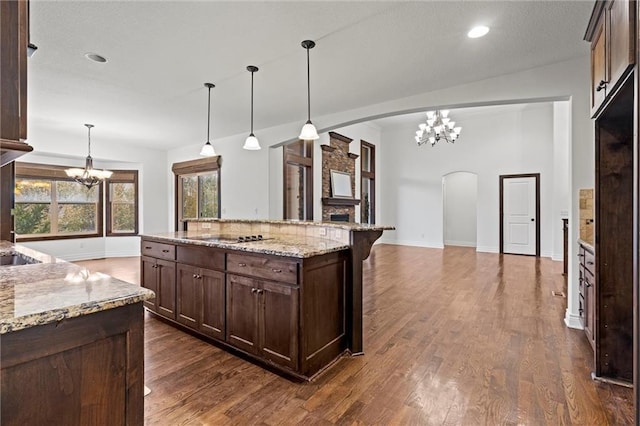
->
[243,134,261,150]
[419,123,427,130]
[441,110,450,118]
[426,111,435,119]
[448,121,455,129]
[454,126,462,134]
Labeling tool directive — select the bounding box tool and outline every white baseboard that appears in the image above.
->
[385,239,444,249]
[105,250,141,258]
[60,251,106,262]
[476,245,499,253]
[444,240,476,247]
[564,310,583,330]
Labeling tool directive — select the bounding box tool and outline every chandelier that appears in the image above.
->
[65,124,112,189]
[415,110,462,147]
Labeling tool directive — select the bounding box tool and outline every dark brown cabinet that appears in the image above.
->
[226,274,298,370]
[177,264,225,340]
[141,236,348,380]
[141,256,176,319]
[587,0,635,116]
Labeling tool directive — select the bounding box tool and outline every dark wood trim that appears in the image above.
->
[0,139,32,167]
[173,158,221,231]
[328,132,352,144]
[322,197,361,206]
[320,145,336,152]
[499,173,541,257]
[360,140,375,224]
[283,140,313,221]
[584,0,606,41]
[347,153,359,159]
[106,169,139,236]
[171,156,221,175]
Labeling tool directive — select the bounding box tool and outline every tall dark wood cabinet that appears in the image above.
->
[0,0,33,242]
[584,0,636,393]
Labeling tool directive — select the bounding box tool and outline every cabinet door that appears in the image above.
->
[260,281,299,370]
[157,259,176,319]
[176,264,199,329]
[607,0,635,91]
[201,268,225,340]
[590,16,607,115]
[141,256,158,312]
[226,274,259,354]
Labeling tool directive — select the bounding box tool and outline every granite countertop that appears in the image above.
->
[0,241,154,334]
[144,231,351,258]
[184,218,395,232]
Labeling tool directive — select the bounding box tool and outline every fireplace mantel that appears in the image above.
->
[322,197,361,206]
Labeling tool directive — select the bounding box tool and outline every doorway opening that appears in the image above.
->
[442,171,478,248]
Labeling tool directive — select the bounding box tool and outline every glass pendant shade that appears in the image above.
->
[64,124,112,189]
[200,83,217,157]
[243,134,261,150]
[299,121,319,140]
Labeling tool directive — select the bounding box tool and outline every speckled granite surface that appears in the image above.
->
[0,241,154,334]
[144,231,350,258]
[185,218,394,231]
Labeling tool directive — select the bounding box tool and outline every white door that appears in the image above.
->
[503,176,537,255]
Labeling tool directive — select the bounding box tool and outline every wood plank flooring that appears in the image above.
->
[75,245,634,425]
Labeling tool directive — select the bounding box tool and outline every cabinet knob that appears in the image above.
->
[144,246,152,249]
[251,288,258,293]
[587,261,594,265]
[596,80,608,91]
[238,263,247,267]
[257,289,264,294]
[162,249,170,253]
[577,253,584,257]
[585,281,592,288]
[193,274,197,278]
[272,269,282,273]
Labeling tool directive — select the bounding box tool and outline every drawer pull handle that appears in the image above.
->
[145,246,152,249]
[587,261,594,265]
[162,249,170,253]
[577,253,584,257]
[272,269,282,273]
[238,263,247,267]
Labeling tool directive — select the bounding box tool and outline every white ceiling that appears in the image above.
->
[28,1,593,151]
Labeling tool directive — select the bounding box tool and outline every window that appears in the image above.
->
[15,163,103,241]
[106,170,139,236]
[284,140,313,220]
[360,141,375,224]
[172,157,221,230]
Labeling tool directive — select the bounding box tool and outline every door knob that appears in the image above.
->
[531,218,535,222]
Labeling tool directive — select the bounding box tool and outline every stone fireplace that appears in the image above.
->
[321,132,360,222]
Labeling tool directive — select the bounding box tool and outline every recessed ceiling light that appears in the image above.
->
[85,52,107,63]
[467,25,490,39]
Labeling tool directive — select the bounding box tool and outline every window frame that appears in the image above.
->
[283,140,314,221]
[105,170,139,236]
[15,162,104,242]
[360,140,376,224]
[172,156,221,231]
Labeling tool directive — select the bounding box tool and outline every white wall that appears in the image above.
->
[380,103,564,257]
[443,172,478,247]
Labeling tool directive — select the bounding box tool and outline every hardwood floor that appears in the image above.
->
[74,245,634,425]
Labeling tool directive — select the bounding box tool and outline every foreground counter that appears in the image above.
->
[142,219,393,380]
[0,241,154,425]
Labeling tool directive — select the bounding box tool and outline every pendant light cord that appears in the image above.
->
[87,126,91,156]
[207,85,211,142]
[306,47,311,122]
[250,71,254,134]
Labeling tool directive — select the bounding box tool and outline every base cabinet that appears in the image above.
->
[141,256,176,319]
[141,237,347,380]
[176,264,225,340]
[578,242,596,349]
[226,274,298,370]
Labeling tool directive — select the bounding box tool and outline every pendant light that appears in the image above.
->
[65,124,112,189]
[200,82,216,157]
[243,65,261,150]
[299,40,319,140]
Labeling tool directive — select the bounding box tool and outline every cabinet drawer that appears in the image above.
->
[584,249,595,275]
[227,253,298,285]
[176,245,224,270]
[141,241,175,261]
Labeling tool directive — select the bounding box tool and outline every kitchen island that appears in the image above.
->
[0,241,154,425]
[142,219,392,380]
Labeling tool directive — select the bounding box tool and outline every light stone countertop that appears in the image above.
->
[184,218,395,232]
[143,231,351,258]
[0,241,154,334]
